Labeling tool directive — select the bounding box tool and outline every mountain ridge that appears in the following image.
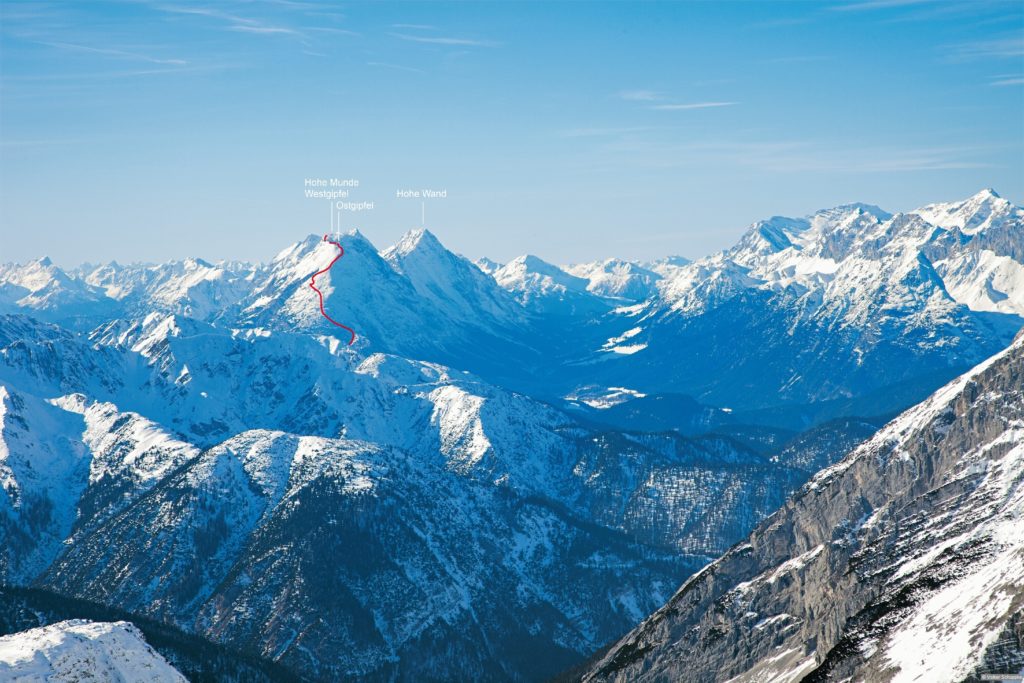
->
[581,330,1024,682]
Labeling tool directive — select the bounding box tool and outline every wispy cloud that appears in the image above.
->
[618,90,737,111]
[157,6,244,21]
[392,23,436,30]
[830,0,935,11]
[0,137,91,148]
[618,89,661,102]
[36,41,187,65]
[766,55,831,64]
[949,36,1024,60]
[256,0,323,8]
[578,136,996,175]
[746,16,816,28]
[158,5,302,38]
[560,126,650,138]
[306,26,358,37]
[389,32,499,47]
[2,62,240,83]
[368,61,425,74]
[228,25,297,35]
[686,141,991,172]
[990,75,1024,86]
[651,102,736,111]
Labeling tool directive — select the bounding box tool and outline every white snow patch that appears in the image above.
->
[0,620,186,681]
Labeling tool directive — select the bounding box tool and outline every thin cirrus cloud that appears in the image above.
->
[585,137,994,174]
[618,89,662,101]
[948,36,1024,60]
[228,25,298,35]
[560,126,650,138]
[368,61,426,74]
[692,141,991,173]
[990,75,1024,86]
[618,90,737,111]
[37,41,188,66]
[388,32,500,47]
[650,102,736,111]
[306,26,359,37]
[157,5,302,38]
[830,0,934,11]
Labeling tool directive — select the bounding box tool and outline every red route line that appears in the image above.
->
[309,234,357,346]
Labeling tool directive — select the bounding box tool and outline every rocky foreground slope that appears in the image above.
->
[0,619,186,682]
[583,332,1024,682]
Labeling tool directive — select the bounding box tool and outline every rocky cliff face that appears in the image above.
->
[583,333,1024,683]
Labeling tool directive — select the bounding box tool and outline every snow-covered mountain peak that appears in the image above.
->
[259,233,371,289]
[733,203,892,265]
[0,256,111,313]
[382,227,446,262]
[492,254,614,313]
[643,255,692,280]
[379,227,521,325]
[0,620,186,682]
[182,256,213,270]
[565,258,662,301]
[380,228,456,276]
[495,254,587,291]
[734,215,809,258]
[4,257,69,289]
[815,202,891,222]
[913,187,1020,234]
[333,229,381,257]
[355,352,452,387]
[474,256,502,274]
[649,191,1024,383]
[271,231,357,265]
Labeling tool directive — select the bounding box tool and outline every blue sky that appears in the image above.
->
[1,0,1022,266]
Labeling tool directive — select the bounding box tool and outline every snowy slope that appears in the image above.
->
[0,381,198,583]
[0,257,115,322]
[78,257,258,322]
[493,254,611,314]
[912,187,1020,233]
[0,619,186,682]
[0,385,90,582]
[0,307,845,680]
[3,190,1020,414]
[583,332,1024,683]
[586,190,1023,410]
[0,189,1021,680]
[655,191,1022,321]
[41,427,685,681]
[234,230,539,379]
[381,228,522,326]
[564,258,662,301]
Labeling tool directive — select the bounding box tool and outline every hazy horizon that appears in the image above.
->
[2,186,1018,270]
[2,0,1022,266]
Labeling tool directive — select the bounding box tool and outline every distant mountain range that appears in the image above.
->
[4,188,1020,417]
[0,189,1021,680]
